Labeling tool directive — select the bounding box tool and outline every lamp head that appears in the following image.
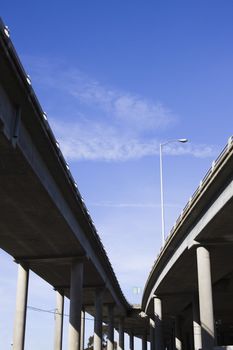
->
[178,138,188,143]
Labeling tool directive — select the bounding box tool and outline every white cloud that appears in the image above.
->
[24,56,218,162]
[113,96,172,130]
[25,56,174,132]
[163,143,216,158]
[51,118,217,161]
[51,118,157,161]
[69,79,173,131]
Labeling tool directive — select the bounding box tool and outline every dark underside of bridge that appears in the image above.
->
[0,122,147,335]
[0,131,101,308]
[145,165,233,346]
[0,19,148,337]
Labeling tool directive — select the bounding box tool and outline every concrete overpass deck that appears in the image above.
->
[142,136,233,348]
[0,18,148,349]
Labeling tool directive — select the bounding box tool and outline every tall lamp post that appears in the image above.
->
[159,138,188,246]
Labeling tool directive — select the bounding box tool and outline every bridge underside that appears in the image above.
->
[0,19,151,346]
[0,130,149,336]
[0,130,106,310]
[146,189,233,347]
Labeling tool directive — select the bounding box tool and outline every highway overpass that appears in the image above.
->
[1,16,233,350]
[142,135,233,350]
[0,18,148,350]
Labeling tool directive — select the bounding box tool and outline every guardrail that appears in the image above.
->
[157,135,233,256]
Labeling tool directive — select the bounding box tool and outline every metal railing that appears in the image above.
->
[153,135,233,262]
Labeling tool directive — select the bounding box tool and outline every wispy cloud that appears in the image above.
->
[51,118,217,161]
[51,118,159,161]
[88,201,183,209]
[162,143,217,158]
[26,56,174,132]
[25,56,218,162]
[68,75,173,131]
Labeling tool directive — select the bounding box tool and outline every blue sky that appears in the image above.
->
[1,1,233,349]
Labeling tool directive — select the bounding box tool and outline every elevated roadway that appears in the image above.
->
[142,136,233,349]
[0,18,148,350]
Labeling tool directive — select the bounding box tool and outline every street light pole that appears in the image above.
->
[159,143,165,246]
[159,138,188,246]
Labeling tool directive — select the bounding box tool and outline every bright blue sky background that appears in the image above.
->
[1,1,233,349]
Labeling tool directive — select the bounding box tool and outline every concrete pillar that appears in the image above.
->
[94,288,104,350]
[118,317,124,350]
[196,246,215,349]
[154,296,163,350]
[13,263,29,350]
[175,316,182,350]
[192,296,202,350]
[129,331,134,350]
[142,330,147,350]
[107,304,114,350]
[80,309,85,350]
[68,259,84,350]
[54,290,64,350]
[150,319,155,350]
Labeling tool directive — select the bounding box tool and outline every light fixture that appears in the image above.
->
[159,138,189,245]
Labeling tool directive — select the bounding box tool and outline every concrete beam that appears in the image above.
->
[54,284,105,291]
[15,255,85,265]
[107,304,114,350]
[175,316,182,350]
[68,260,84,350]
[94,288,104,350]
[153,297,163,350]
[196,246,215,349]
[190,239,233,247]
[142,330,147,350]
[13,263,29,350]
[129,331,134,350]
[118,317,124,350]
[54,290,64,350]
[149,319,155,350]
[192,296,202,350]
[80,309,85,350]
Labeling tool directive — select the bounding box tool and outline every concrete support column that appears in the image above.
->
[150,319,155,350]
[175,316,182,350]
[80,309,85,350]
[142,330,148,350]
[94,288,104,350]
[107,304,114,350]
[196,246,215,349]
[154,296,163,350]
[68,259,84,350]
[54,290,64,350]
[129,331,134,350]
[192,296,202,350]
[13,263,29,350]
[118,317,124,350]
